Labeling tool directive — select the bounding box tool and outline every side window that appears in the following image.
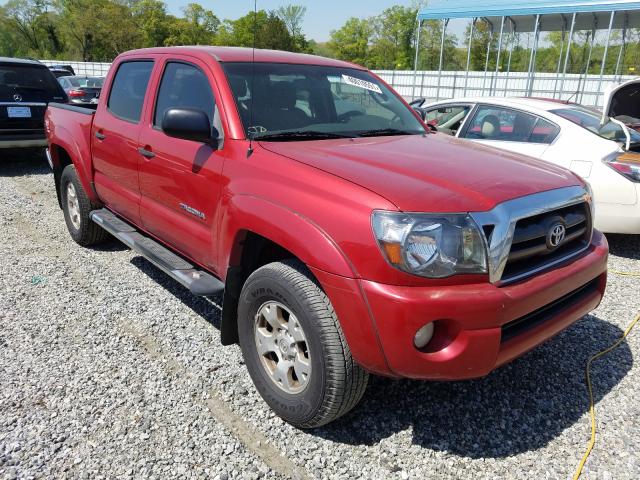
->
[463,106,558,144]
[425,105,471,133]
[154,62,215,127]
[107,61,153,123]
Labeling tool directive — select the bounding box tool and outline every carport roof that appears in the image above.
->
[417,0,640,32]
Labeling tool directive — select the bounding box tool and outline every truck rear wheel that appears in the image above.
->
[238,260,369,428]
[60,165,108,246]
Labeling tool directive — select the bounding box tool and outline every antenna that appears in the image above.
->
[247,0,257,158]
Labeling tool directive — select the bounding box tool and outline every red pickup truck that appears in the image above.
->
[45,47,608,428]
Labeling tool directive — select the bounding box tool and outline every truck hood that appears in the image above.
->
[260,134,581,212]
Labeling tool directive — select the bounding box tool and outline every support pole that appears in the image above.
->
[436,19,449,101]
[615,14,629,81]
[597,11,616,104]
[463,18,476,96]
[579,20,597,104]
[526,14,541,97]
[411,18,422,101]
[482,19,494,95]
[553,16,567,98]
[559,12,577,100]
[492,16,505,95]
[504,18,516,96]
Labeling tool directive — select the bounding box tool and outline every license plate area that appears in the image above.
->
[7,106,32,118]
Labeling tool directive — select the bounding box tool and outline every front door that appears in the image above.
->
[137,58,226,270]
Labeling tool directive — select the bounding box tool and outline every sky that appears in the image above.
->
[165,0,417,42]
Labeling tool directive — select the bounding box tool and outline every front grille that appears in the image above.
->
[501,202,591,284]
[501,277,599,343]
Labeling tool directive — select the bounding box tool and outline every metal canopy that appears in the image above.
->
[413,0,640,103]
[417,0,640,32]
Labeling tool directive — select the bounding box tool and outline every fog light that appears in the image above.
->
[414,323,435,349]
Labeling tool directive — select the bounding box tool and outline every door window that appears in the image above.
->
[107,61,153,123]
[462,106,559,144]
[154,62,215,127]
[424,105,471,134]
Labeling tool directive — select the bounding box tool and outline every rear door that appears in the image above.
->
[0,62,66,141]
[137,57,226,269]
[92,59,155,225]
[459,104,559,158]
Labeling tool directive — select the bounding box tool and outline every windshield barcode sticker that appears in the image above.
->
[342,74,382,94]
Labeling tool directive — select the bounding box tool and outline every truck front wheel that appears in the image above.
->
[238,260,369,428]
[60,165,108,247]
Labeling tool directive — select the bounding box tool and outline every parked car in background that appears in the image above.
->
[58,75,103,105]
[0,57,67,149]
[48,64,75,76]
[49,68,73,79]
[45,46,607,428]
[420,97,640,234]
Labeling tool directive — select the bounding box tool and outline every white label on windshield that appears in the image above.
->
[341,74,382,94]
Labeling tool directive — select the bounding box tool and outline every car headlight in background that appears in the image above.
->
[604,152,640,182]
[372,211,488,278]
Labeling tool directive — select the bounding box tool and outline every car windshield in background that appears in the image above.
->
[552,107,640,146]
[65,76,104,88]
[0,64,64,102]
[222,62,425,140]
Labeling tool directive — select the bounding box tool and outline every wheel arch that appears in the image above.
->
[219,195,357,345]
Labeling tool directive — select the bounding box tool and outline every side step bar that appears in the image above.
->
[90,208,224,296]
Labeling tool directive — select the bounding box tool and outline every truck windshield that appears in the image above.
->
[223,62,425,140]
[552,106,640,147]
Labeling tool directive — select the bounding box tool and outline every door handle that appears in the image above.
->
[95,132,106,140]
[138,147,155,159]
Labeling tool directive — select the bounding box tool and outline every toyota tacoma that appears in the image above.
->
[45,47,608,428]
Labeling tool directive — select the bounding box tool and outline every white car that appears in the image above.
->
[416,96,640,234]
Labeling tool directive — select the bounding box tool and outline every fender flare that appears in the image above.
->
[218,194,359,345]
[221,194,358,278]
[49,126,98,204]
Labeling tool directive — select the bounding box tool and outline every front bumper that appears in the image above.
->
[315,231,608,380]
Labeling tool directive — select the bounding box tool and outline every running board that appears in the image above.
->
[90,209,224,296]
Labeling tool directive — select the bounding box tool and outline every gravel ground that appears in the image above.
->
[1,151,639,480]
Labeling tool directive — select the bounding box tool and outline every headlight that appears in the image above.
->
[372,211,488,278]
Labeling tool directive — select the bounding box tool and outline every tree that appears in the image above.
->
[164,3,219,46]
[369,6,417,70]
[327,17,372,66]
[216,10,296,51]
[275,4,305,37]
[275,4,308,52]
[131,0,170,48]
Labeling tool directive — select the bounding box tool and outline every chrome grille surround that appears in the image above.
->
[470,186,593,285]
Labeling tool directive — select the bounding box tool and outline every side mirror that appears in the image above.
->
[412,106,427,121]
[162,108,217,145]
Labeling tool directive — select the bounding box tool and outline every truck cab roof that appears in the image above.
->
[117,46,365,70]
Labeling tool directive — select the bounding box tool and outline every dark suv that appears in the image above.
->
[1,57,68,150]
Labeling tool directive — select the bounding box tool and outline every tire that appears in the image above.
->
[238,259,369,428]
[60,164,108,246]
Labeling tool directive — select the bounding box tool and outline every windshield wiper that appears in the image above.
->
[253,131,355,141]
[357,128,421,137]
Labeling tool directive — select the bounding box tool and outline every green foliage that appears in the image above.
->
[327,17,372,66]
[0,0,305,61]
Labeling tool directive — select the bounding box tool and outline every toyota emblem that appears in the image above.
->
[13,93,22,102]
[547,223,566,249]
